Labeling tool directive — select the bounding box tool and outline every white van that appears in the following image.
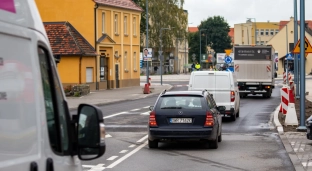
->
[188,71,240,121]
[0,0,106,170]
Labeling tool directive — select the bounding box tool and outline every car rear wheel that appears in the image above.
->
[218,129,222,142]
[236,109,240,117]
[148,139,158,148]
[210,134,219,149]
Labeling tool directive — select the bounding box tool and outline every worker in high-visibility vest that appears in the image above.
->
[195,62,201,71]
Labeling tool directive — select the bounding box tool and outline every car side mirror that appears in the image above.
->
[217,106,226,112]
[77,104,106,160]
[149,106,154,111]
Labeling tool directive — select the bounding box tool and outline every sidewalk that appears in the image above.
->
[140,74,191,82]
[273,79,312,171]
[66,83,172,110]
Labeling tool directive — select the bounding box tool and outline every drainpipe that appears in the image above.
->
[79,55,82,84]
[94,3,99,90]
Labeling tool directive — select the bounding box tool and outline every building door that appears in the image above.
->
[115,64,119,88]
[86,67,93,83]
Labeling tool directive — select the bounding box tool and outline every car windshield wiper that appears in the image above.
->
[161,107,182,109]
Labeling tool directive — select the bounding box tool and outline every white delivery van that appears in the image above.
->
[188,71,240,121]
[0,0,106,170]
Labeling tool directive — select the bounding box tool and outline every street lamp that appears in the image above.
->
[159,27,173,85]
[199,29,207,69]
[247,18,257,44]
[274,24,289,84]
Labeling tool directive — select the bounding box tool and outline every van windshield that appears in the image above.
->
[193,75,230,89]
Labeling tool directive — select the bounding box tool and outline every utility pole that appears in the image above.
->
[294,0,299,99]
[199,29,207,69]
[159,27,172,85]
[145,0,149,84]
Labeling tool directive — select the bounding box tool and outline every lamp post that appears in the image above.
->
[247,18,257,44]
[199,29,207,69]
[184,23,192,74]
[274,24,289,84]
[145,0,149,84]
[294,0,299,99]
[159,27,172,85]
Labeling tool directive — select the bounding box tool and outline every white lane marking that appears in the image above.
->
[106,141,148,168]
[104,112,127,119]
[137,135,148,143]
[119,150,128,153]
[105,134,112,138]
[82,164,105,171]
[107,156,119,161]
[140,112,150,115]
[129,144,136,148]
[131,108,140,111]
[143,106,150,108]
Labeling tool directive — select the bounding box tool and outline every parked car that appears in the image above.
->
[306,115,312,140]
[0,1,106,170]
[147,90,225,149]
[188,71,240,121]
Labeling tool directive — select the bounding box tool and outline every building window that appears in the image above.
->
[270,29,274,35]
[265,29,269,36]
[133,52,137,70]
[102,12,105,33]
[114,14,118,34]
[260,41,264,45]
[86,67,93,83]
[124,16,127,35]
[260,29,264,35]
[133,17,137,36]
[124,51,127,70]
[255,29,259,36]
[256,41,259,45]
[275,29,279,34]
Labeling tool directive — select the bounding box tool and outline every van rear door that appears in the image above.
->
[191,72,231,107]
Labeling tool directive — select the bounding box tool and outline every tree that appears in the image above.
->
[133,0,187,53]
[188,32,200,63]
[198,16,232,54]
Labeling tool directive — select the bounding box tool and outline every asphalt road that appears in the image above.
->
[80,80,295,171]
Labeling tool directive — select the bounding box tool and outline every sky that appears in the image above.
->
[184,0,312,28]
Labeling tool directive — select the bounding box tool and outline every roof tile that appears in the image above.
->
[95,0,143,12]
[44,22,97,56]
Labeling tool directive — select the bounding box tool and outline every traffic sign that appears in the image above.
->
[297,53,308,59]
[224,56,232,64]
[225,49,232,56]
[140,60,143,68]
[293,36,312,53]
[286,53,293,60]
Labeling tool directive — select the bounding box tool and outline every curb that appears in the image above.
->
[273,104,284,134]
[273,104,305,171]
[68,85,174,111]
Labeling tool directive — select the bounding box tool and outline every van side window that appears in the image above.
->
[38,47,70,155]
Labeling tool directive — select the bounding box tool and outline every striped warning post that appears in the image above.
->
[280,87,289,115]
[283,72,286,84]
[235,64,239,72]
[288,74,292,82]
[289,81,295,96]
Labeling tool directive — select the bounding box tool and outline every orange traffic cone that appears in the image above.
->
[143,84,150,94]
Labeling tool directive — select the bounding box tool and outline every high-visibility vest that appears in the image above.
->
[195,64,200,69]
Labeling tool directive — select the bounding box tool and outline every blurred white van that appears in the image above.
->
[0,0,106,170]
[188,71,240,121]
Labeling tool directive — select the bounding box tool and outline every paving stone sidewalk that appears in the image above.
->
[275,79,312,171]
[66,83,172,110]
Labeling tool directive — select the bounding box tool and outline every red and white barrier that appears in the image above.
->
[283,72,286,84]
[288,74,292,83]
[280,87,288,115]
[285,88,298,126]
[289,81,295,96]
[148,77,152,86]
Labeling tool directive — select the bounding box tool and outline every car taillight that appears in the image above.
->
[149,111,158,127]
[204,111,214,127]
[231,91,235,102]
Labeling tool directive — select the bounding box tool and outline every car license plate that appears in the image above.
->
[170,118,192,123]
[249,87,257,89]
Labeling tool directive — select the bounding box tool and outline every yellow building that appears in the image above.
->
[234,21,279,45]
[35,0,143,90]
[267,17,312,75]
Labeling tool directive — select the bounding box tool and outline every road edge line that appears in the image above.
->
[106,141,147,169]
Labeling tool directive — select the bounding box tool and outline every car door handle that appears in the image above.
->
[46,158,54,171]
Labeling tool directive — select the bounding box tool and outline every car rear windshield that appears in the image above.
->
[157,95,204,109]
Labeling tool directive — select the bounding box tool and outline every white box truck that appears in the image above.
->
[233,45,276,98]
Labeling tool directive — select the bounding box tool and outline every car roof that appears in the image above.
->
[161,90,209,96]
